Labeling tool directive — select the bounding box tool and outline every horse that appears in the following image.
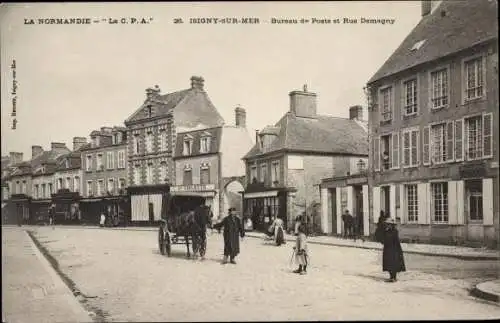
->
[163,204,212,259]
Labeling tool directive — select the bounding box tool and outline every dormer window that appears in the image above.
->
[200,135,211,154]
[146,105,153,118]
[183,136,193,156]
[410,39,426,51]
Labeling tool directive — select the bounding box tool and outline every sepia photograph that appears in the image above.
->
[1,1,499,322]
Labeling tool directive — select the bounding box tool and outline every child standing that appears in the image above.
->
[293,224,309,275]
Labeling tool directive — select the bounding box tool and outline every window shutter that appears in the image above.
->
[411,130,419,166]
[362,185,369,237]
[392,132,399,169]
[373,186,381,224]
[454,119,464,162]
[399,185,406,224]
[402,131,410,167]
[422,126,430,165]
[456,181,465,225]
[417,183,429,224]
[483,178,494,225]
[448,181,458,224]
[446,121,454,162]
[483,113,493,158]
[336,188,343,234]
[373,137,380,171]
[390,184,396,220]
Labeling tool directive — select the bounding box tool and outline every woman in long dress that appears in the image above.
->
[382,218,406,282]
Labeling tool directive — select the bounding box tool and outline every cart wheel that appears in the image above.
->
[158,227,165,255]
[164,231,171,257]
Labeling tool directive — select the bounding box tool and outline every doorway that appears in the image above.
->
[330,188,337,234]
[353,185,363,235]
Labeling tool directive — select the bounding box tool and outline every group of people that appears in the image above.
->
[211,207,405,282]
[341,209,363,240]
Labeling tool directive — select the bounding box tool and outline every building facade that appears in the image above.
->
[171,107,253,219]
[4,143,71,224]
[80,127,128,225]
[124,76,225,224]
[366,0,499,247]
[242,86,368,232]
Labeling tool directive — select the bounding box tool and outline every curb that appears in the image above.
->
[244,233,500,261]
[14,225,499,261]
[25,230,94,322]
[471,281,500,304]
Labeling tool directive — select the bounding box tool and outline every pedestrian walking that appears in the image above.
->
[48,204,55,226]
[213,207,245,264]
[342,210,354,239]
[381,218,406,282]
[99,212,106,227]
[293,224,309,275]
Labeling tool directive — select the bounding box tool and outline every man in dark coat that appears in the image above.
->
[382,217,406,282]
[213,207,245,264]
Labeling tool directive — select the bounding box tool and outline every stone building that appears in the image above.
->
[366,0,499,247]
[1,152,23,223]
[79,127,128,224]
[124,76,224,224]
[242,86,368,232]
[171,107,253,220]
[4,143,71,224]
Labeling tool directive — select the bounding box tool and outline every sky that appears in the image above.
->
[0,1,422,159]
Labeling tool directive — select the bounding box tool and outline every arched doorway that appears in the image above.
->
[223,179,244,216]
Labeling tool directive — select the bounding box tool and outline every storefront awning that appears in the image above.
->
[170,191,216,198]
[244,190,279,199]
[31,199,52,204]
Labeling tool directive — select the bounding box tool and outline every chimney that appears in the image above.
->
[9,152,23,164]
[190,76,205,91]
[421,0,431,16]
[31,145,43,159]
[235,106,246,127]
[349,105,364,121]
[289,84,317,118]
[145,85,161,99]
[255,130,259,145]
[100,127,113,134]
[73,137,87,151]
[50,142,68,155]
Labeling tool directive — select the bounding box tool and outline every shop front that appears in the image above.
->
[242,187,293,233]
[30,199,52,224]
[128,184,170,226]
[51,190,81,225]
[5,194,31,225]
[319,174,370,237]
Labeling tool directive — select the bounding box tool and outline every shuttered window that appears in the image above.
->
[373,137,380,171]
[411,130,419,166]
[402,128,419,167]
[392,132,399,168]
[183,170,192,186]
[455,120,464,161]
[423,126,430,165]
[483,113,493,158]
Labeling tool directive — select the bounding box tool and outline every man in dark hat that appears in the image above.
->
[382,217,406,282]
[213,207,245,264]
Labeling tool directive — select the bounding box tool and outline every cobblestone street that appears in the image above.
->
[13,227,500,321]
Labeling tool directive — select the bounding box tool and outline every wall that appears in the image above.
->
[54,169,82,193]
[82,144,128,197]
[31,174,55,199]
[219,126,253,178]
[174,154,220,187]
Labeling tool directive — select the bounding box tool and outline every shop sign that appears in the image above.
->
[170,184,215,192]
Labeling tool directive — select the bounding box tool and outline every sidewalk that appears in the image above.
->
[472,280,500,303]
[14,224,499,260]
[244,231,500,261]
[1,227,93,323]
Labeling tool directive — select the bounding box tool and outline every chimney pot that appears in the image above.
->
[190,76,205,90]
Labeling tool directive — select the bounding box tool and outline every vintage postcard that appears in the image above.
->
[1,1,499,322]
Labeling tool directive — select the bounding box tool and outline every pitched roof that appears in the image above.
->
[125,87,225,129]
[175,127,222,157]
[368,0,498,84]
[243,113,368,159]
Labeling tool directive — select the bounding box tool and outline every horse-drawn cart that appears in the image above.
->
[158,194,212,258]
